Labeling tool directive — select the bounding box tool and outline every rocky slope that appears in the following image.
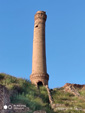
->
[0,73,85,113]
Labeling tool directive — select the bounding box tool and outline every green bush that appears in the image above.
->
[0,74,4,80]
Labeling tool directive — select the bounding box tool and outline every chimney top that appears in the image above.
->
[36,11,46,14]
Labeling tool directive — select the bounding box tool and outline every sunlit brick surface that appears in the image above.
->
[30,11,49,86]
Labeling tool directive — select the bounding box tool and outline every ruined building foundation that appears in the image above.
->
[30,11,49,86]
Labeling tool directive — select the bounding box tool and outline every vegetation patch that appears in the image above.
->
[0,73,85,113]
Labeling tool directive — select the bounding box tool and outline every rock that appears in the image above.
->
[63,85,80,96]
[63,83,85,89]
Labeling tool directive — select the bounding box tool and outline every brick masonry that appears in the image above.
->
[30,11,49,86]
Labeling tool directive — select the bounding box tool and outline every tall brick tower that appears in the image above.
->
[30,11,49,86]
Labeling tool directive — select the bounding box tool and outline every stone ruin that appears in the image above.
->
[0,84,30,113]
[0,84,10,113]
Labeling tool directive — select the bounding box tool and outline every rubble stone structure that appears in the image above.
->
[30,11,49,86]
[0,84,10,113]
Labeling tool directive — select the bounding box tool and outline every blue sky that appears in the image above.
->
[0,0,85,88]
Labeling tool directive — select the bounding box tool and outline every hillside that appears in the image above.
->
[0,73,85,113]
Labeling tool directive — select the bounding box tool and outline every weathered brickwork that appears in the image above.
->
[30,11,49,86]
[45,85,53,105]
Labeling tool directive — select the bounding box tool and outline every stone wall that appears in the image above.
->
[45,85,53,105]
[0,85,10,113]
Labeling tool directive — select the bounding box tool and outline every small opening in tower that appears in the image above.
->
[37,81,43,87]
[35,25,38,28]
